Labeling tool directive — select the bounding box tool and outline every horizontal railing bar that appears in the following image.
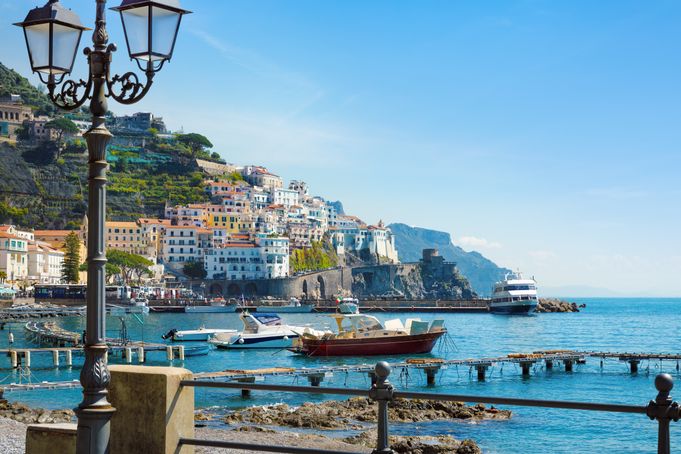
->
[180,380,369,397]
[181,380,647,414]
[394,391,647,414]
[178,438,364,454]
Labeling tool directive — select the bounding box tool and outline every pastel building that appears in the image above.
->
[0,226,29,282]
[161,226,200,268]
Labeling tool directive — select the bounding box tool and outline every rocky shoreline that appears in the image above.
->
[0,400,74,425]
[536,298,583,313]
[199,397,510,453]
[0,396,504,453]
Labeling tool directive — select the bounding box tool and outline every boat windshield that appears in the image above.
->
[253,313,282,326]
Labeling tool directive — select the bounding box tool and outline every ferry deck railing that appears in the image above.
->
[178,361,679,454]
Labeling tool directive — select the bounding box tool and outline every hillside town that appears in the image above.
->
[2,92,399,289]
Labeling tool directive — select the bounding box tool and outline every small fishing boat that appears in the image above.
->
[162,326,237,342]
[183,345,211,356]
[256,298,314,313]
[209,312,328,349]
[184,297,237,313]
[290,313,446,357]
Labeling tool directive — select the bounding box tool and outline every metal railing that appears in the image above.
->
[178,361,680,454]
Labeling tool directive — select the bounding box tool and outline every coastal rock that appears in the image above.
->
[223,398,510,430]
[535,298,580,313]
[0,400,74,424]
[345,430,482,454]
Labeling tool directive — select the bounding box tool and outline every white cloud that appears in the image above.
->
[528,250,557,261]
[455,236,502,249]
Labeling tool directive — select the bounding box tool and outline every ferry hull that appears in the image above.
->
[295,331,445,357]
[489,302,537,314]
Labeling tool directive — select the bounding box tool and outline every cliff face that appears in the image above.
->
[388,223,510,297]
[351,262,476,300]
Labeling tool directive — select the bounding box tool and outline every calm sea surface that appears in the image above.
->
[2,297,680,453]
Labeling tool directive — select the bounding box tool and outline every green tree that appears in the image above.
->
[106,250,154,285]
[183,260,207,279]
[62,232,81,283]
[45,117,79,157]
[177,133,213,159]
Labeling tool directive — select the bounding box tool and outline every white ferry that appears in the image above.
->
[490,272,538,314]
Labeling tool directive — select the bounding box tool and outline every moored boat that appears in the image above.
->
[290,313,446,357]
[489,271,538,314]
[256,297,314,313]
[209,312,327,349]
[184,298,237,313]
[162,326,237,342]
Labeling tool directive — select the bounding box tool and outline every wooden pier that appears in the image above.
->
[3,349,681,396]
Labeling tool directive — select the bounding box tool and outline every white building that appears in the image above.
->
[272,188,299,208]
[203,235,290,280]
[331,221,398,263]
[27,241,64,284]
[161,226,200,268]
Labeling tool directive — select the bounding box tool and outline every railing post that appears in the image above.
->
[369,361,394,454]
[647,374,680,454]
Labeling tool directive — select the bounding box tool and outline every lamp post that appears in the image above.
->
[14,1,190,453]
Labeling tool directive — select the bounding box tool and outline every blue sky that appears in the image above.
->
[2,1,680,295]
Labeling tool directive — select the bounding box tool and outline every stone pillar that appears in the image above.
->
[108,365,194,454]
[629,360,640,374]
[564,360,573,372]
[308,374,324,387]
[424,367,440,386]
[545,360,553,370]
[476,365,488,381]
[25,423,77,454]
[238,377,255,398]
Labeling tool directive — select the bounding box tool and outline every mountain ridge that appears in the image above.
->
[388,223,511,296]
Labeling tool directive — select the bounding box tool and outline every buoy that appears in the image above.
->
[283,336,289,341]
[238,338,244,344]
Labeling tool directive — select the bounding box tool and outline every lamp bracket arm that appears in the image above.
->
[106,59,156,105]
[45,73,93,112]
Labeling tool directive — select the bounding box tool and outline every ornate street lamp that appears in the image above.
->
[15,1,190,453]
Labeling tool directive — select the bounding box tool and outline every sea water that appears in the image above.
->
[1,297,679,453]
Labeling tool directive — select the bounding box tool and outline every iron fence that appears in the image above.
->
[179,361,679,454]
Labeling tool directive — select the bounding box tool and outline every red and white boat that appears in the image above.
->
[290,313,446,357]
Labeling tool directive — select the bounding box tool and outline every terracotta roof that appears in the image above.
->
[34,230,76,236]
[0,232,20,239]
[107,221,138,228]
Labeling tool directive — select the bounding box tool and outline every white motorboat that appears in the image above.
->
[489,271,538,314]
[209,312,328,349]
[337,297,360,314]
[162,326,237,342]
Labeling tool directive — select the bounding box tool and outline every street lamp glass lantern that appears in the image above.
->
[112,0,191,64]
[14,0,90,76]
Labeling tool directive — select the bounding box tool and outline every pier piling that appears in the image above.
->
[520,362,533,377]
[629,360,640,374]
[178,346,185,361]
[137,347,145,364]
[10,350,17,368]
[24,351,30,368]
[476,365,489,381]
[308,374,325,387]
[564,360,573,372]
[65,350,72,366]
[124,348,132,364]
[545,360,553,370]
[238,377,255,398]
[424,366,441,385]
[166,346,174,361]
[52,350,59,367]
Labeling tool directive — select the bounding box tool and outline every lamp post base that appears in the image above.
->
[75,405,116,453]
